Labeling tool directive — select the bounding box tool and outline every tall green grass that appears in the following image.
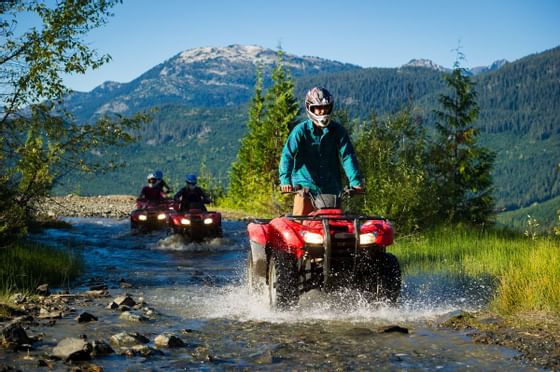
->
[0,241,82,297]
[392,225,560,315]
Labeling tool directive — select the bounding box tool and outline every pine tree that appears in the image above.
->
[227,51,299,213]
[430,57,496,225]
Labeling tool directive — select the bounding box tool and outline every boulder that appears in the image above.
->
[75,312,98,323]
[52,337,92,361]
[154,333,185,348]
[119,311,148,322]
[109,332,149,347]
[36,284,50,296]
[1,319,32,348]
[91,340,114,356]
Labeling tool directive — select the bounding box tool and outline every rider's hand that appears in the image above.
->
[352,185,364,193]
[281,184,293,193]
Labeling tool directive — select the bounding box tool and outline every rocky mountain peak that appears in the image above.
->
[402,58,449,72]
[176,44,277,65]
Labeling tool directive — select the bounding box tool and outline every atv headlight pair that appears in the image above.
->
[300,231,324,245]
[359,232,377,245]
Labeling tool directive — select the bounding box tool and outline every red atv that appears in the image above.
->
[247,188,401,309]
[130,198,175,232]
[169,205,223,242]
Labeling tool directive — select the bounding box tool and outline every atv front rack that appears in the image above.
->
[286,214,388,289]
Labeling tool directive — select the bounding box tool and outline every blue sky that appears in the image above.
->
[57,0,560,92]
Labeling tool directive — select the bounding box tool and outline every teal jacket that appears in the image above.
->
[279,119,362,195]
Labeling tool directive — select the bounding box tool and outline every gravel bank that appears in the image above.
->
[39,195,137,219]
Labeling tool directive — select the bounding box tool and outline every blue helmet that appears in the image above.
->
[185,174,197,185]
[154,170,163,180]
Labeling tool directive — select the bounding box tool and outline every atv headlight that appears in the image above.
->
[359,232,377,245]
[157,213,167,220]
[301,231,324,245]
[181,218,191,225]
[203,217,213,225]
[138,215,147,221]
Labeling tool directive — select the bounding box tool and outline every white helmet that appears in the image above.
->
[305,87,334,127]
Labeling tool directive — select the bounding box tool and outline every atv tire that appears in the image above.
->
[361,252,401,304]
[268,252,299,309]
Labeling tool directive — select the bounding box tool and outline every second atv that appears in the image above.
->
[247,188,401,309]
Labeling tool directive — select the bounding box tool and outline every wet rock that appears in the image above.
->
[88,283,108,291]
[154,333,185,348]
[1,318,32,349]
[378,325,409,334]
[75,312,98,323]
[119,311,148,322]
[109,332,149,347]
[109,295,136,308]
[119,278,133,289]
[105,302,118,310]
[52,337,92,361]
[117,305,131,312]
[84,289,109,297]
[122,344,164,357]
[36,284,50,296]
[91,340,114,356]
[38,308,63,319]
[9,293,26,304]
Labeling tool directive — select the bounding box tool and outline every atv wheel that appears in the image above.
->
[376,252,401,304]
[362,252,401,304]
[268,252,299,309]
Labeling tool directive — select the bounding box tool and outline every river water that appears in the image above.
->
[10,217,537,370]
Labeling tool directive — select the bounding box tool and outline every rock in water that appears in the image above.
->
[52,337,92,361]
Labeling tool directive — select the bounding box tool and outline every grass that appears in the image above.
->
[392,225,560,315]
[0,241,82,298]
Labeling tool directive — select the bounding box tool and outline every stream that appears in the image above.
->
[2,217,537,370]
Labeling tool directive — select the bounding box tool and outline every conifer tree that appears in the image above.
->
[430,56,495,225]
[227,51,299,212]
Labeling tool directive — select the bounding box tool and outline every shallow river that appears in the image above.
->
[8,217,538,370]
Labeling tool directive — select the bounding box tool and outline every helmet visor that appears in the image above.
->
[309,104,332,115]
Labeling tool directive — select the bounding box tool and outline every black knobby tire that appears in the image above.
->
[268,252,299,309]
[376,252,402,304]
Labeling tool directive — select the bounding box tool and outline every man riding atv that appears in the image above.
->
[279,87,363,213]
[173,174,212,211]
[138,173,165,202]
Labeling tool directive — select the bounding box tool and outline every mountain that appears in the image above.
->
[401,58,508,75]
[65,44,360,123]
[58,45,560,225]
[402,58,450,72]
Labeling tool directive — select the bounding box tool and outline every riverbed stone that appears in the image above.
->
[109,332,149,347]
[122,344,164,357]
[119,310,148,322]
[154,333,185,348]
[36,284,50,296]
[378,325,409,334]
[91,340,114,356]
[111,295,136,308]
[1,319,32,349]
[52,337,92,361]
[38,308,63,319]
[75,312,98,323]
[9,293,26,304]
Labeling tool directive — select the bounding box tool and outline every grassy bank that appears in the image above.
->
[0,241,82,299]
[392,225,560,315]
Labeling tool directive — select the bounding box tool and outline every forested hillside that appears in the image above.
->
[58,46,560,219]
